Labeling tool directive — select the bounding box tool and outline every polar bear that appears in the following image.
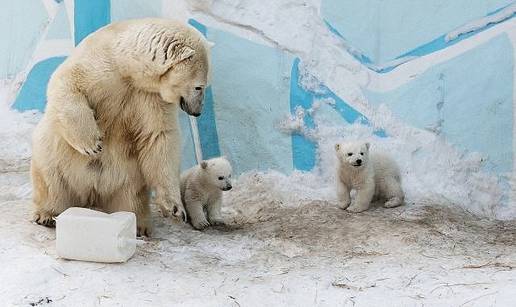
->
[180,157,232,230]
[31,18,211,236]
[335,141,404,213]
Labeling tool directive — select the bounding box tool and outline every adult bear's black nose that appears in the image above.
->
[356,159,362,164]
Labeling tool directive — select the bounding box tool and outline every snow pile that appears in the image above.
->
[275,106,308,136]
[274,63,507,218]
[0,81,40,202]
[446,3,516,42]
[0,82,41,172]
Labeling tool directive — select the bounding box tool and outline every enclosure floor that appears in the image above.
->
[1,172,515,306]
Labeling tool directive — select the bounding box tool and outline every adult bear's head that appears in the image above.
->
[157,37,210,117]
[116,19,211,117]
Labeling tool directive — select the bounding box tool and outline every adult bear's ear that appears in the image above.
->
[167,44,195,66]
[200,161,208,169]
[158,43,196,77]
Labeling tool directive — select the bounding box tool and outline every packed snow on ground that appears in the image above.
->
[1,170,516,306]
[0,104,515,306]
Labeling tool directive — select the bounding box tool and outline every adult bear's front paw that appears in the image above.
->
[67,130,104,157]
[160,199,187,223]
[33,211,56,227]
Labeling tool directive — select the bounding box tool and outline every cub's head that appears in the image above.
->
[200,157,233,191]
[335,141,370,169]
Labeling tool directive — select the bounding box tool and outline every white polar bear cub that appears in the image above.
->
[335,141,404,213]
[181,157,233,230]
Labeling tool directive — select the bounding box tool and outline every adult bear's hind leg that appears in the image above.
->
[31,163,75,227]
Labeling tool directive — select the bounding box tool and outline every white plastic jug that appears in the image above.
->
[56,207,137,263]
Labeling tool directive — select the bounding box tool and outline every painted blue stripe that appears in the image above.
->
[13,57,67,112]
[324,3,516,73]
[13,0,111,112]
[313,88,387,138]
[290,58,317,171]
[74,0,110,45]
[188,19,221,160]
[197,87,221,159]
[289,58,386,171]
[188,19,207,36]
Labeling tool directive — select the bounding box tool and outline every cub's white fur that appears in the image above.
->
[180,157,233,230]
[335,141,404,212]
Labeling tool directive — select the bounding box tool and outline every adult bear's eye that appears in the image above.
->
[218,176,224,180]
[195,86,202,91]
[347,153,352,156]
[360,152,364,155]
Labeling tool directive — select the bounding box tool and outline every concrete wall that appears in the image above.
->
[2,0,515,218]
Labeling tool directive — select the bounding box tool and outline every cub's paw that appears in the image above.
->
[338,199,351,210]
[209,218,225,226]
[384,197,403,208]
[191,219,210,230]
[346,203,369,213]
[33,212,56,227]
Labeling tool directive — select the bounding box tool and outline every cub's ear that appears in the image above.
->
[365,142,370,150]
[200,161,208,169]
[335,144,340,151]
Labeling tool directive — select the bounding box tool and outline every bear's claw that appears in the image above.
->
[160,201,187,223]
[33,212,56,227]
[81,136,103,157]
[137,225,152,237]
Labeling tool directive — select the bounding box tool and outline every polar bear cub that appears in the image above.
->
[181,157,233,230]
[335,141,404,213]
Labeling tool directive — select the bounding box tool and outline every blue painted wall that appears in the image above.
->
[321,0,514,65]
[365,34,514,173]
[3,0,515,212]
[0,0,48,79]
[206,26,294,174]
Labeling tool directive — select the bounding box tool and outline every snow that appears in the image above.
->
[1,171,516,306]
[277,64,507,219]
[446,3,516,42]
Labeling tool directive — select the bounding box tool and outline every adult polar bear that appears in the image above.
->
[31,18,211,236]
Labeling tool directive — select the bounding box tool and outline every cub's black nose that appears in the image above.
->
[356,159,362,164]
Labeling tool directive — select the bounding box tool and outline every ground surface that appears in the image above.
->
[1,171,516,307]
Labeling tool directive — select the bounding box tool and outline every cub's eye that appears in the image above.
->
[360,152,364,155]
[218,176,224,180]
[347,153,353,156]
[195,87,202,91]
